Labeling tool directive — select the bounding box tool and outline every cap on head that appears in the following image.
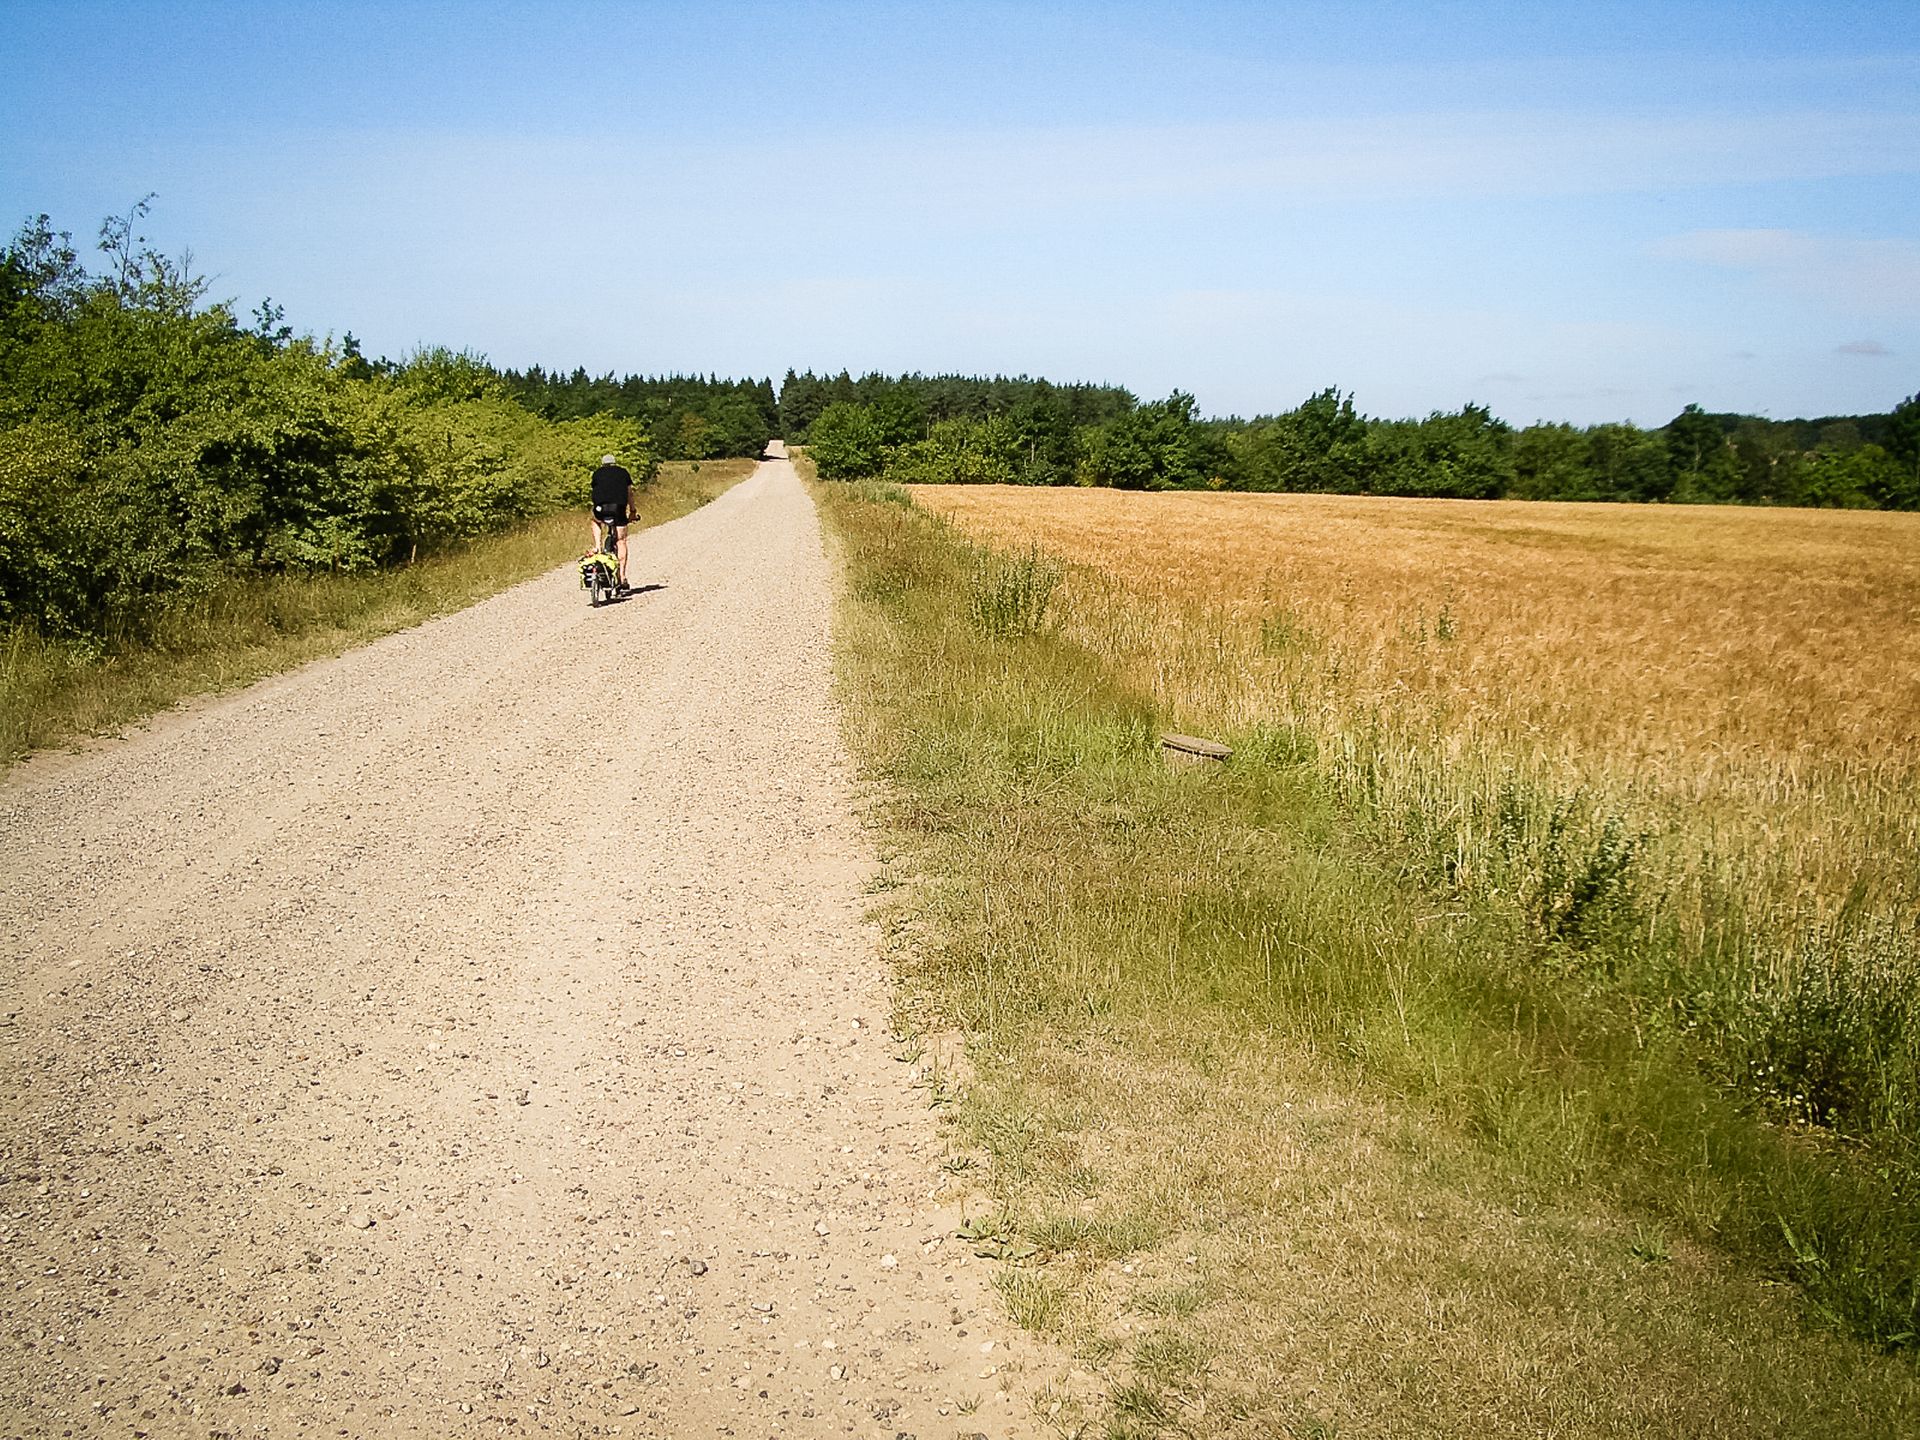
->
[600,453,618,466]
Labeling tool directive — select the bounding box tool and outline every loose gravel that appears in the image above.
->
[0,458,1046,1437]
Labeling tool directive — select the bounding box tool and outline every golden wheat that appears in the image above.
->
[914,488,1920,768]
[914,484,1920,948]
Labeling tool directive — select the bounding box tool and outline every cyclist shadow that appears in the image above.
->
[608,583,668,603]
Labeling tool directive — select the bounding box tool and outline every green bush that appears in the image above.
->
[885,415,1022,485]
[807,400,887,479]
[0,209,655,638]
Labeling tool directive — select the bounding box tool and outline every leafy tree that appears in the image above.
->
[1799,444,1897,508]
[249,298,294,353]
[871,387,927,447]
[1665,403,1742,503]
[1884,392,1920,509]
[1587,423,1672,502]
[1730,417,1806,504]
[1077,391,1205,490]
[1367,403,1513,499]
[0,215,85,323]
[395,346,504,404]
[0,420,96,631]
[1510,423,1593,500]
[1006,385,1077,485]
[675,410,714,461]
[807,401,887,479]
[1223,387,1372,493]
[885,416,1021,485]
[1815,418,1862,452]
[336,331,375,383]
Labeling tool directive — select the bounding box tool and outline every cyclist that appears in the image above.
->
[589,453,634,590]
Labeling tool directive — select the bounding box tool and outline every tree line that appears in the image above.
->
[0,205,651,640]
[501,367,777,462]
[798,375,1920,510]
[7,199,1915,644]
[781,369,1136,487]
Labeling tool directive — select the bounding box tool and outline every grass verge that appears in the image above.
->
[2,458,755,767]
[814,473,1920,1438]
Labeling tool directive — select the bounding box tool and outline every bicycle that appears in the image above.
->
[579,523,623,607]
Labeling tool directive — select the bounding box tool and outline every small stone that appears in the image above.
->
[514,1090,530,1106]
[828,1364,845,1381]
[170,1009,190,1023]
[687,1258,708,1276]
[347,1212,372,1230]
[879,1253,898,1270]
[814,1221,830,1236]
[535,1352,551,1369]
[750,1301,774,1313]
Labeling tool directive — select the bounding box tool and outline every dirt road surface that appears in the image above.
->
[1,459,1048,1438]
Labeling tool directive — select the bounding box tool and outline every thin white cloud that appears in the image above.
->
[1653,228,1920,313]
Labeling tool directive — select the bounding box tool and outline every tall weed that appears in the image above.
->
[967,544,1062,639]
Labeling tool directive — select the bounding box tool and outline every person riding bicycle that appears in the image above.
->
[589,453,634,590]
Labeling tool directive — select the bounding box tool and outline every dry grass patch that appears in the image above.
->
[966,1035,1920,1438]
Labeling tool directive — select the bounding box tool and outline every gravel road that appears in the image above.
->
[0,458,1044,1437]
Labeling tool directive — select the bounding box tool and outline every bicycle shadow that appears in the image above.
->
[606,583,667,603]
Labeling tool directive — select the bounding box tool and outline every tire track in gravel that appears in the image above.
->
[0,457,1052,1438]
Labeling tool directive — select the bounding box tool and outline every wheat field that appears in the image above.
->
[912,487,1920,775]
[912,484,1920,1138]
[818,476,1920,1426]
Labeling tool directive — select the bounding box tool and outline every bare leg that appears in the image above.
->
[616,528,629,587]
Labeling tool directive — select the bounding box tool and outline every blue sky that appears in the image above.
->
[3,0,1916,424]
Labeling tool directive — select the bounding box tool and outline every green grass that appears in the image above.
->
[1,458,754,767]
[813,473,1920,1437]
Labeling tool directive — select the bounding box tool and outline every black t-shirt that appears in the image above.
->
[590,463,633,513]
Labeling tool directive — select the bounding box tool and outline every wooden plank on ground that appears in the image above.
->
[1160,732,1232,761]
